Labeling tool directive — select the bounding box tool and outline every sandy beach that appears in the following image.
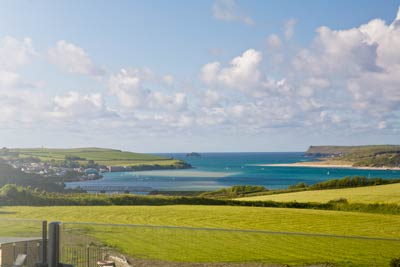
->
[258,162,400,171]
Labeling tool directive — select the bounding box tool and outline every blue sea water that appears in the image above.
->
[66,152,400,192]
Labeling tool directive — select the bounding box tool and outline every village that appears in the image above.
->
[4,157,105,181]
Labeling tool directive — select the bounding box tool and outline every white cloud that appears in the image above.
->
[51,91,111,118]
[288,8,400,129]
[203,89,220,107]
[0,36,38,90]
[108,68,147,109]
[3,7,400,141]
[148,91,187,111]
[284,18,297,40]
[196,6,400,134]
[212,0,254,25]
[48,40,106,77]
[201,49,263,91]
[0,36,36,70]
[49,91,117,122]
[200,62,221,85]
[0,71,23,88]
[109,68,187,113]
[293,27,381,76]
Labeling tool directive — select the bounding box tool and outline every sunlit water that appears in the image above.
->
[66,152,400,192]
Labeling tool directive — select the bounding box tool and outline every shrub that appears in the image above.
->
[328,198,348,204]
[390,257,400,267]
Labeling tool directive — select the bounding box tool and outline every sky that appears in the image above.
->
[0,0,400,152]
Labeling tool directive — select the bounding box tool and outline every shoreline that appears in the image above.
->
[258,162,400,171]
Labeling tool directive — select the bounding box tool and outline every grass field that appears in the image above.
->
[8,147,183,167]
[0,206,399,266]
[236,183,400,204]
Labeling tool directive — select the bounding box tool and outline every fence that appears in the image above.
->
[59,222,400,267]
[0,219,46,267]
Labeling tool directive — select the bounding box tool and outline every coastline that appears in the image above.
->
[259,162,400,170]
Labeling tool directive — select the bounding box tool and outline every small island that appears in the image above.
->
[264,145,400,170]
[186,152,201,157]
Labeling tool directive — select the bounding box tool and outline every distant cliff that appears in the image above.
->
[305,145,400,167]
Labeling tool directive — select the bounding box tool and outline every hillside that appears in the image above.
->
[305,145,400,167]
[237,183,400,204]
[2,147,190,169]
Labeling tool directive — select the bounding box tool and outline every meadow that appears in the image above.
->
[237,183,400,204]
[0,205,399,266]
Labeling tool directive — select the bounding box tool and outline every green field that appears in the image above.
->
[237,183,400,204]
[0,206,399,266]
[7,147,184,167]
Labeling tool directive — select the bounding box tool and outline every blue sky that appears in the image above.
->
[0,0,400,152]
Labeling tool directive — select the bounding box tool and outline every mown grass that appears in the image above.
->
[237,183,400,204]
[1,206,400,266]
[65,223,400,267]
[1,206,400,238]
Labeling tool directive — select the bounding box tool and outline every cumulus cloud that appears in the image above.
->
[108,68,147,108]
[3,7,400,140]
[287,7,400,130]
[196,6,400,134]
[212,0,254,25]
[201,49,263,91]
[48,40,106,77]
[51,91,115,119]
[0,36,38,90]
[148,91,187,111]
[0,36,36,70]
[203,89,220,107]
[108,67,187,113]
[293,26,382,76]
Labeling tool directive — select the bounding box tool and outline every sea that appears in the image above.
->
[65,152,400,193]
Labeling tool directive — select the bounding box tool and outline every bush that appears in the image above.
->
[390,257,400,267]
[309,176,400,190]
[328,198,348,204]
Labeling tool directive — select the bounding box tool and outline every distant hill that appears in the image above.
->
[3,147,190,169]
[305,145,400,167]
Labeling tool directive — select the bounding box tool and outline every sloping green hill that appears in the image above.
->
[237,183,400,204]
[305,145,400,167]
[306,145,400,156]
[5,147,189,167]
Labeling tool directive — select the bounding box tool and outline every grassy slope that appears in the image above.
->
[1,206,400,266]
[306,145,400,167]
[306,145,400,155]
[237,183,400,204]
[9,147,182,167]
